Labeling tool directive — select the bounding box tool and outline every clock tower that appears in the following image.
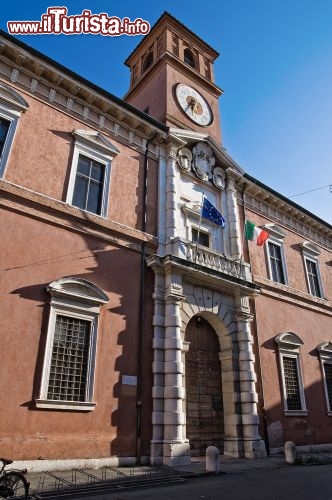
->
[124,12,223,144]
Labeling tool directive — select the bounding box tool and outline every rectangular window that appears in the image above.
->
[282,356,302,411]
[192,228,210,248]
[47,314,91,402]
[72,155,105,215]
[0,116,10,160]
[268,241,286,284]
[305,258,322,297]
[323,363,332,411]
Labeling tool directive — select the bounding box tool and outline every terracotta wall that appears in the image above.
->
[256,296,330,448]
[4,88,158,235]
[246,209,332,448]
[0,191,154,460]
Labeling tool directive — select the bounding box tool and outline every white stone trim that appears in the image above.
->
[37,277,108,411]
[275,333,307,414]
[10,457,137,473]
[317,342,332,413]
[66,130,119,218]
[0,83,29,177]
[301,244,324,298]
[265,235,288,285]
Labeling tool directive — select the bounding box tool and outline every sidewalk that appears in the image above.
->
[25,454,287,497]
[175,454,286,476]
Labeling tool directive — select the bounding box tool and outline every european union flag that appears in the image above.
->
[201,197,225,227]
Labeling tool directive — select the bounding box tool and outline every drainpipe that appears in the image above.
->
[136,134,157,464]
[241,182,270,455]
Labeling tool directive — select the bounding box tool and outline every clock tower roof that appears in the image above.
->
[124,11,220,67]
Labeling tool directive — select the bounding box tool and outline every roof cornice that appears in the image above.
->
[0,29,169,137]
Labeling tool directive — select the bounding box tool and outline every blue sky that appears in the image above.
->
[1,1,332,223]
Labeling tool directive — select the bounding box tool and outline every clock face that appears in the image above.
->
[175,84,213,126]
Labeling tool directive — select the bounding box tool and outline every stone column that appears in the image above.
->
[235,293,266,458]
[226,168,241,260]
[162,267,190,465]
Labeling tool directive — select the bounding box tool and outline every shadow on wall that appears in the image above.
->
[7,216,154,459]
[260,337,329,451]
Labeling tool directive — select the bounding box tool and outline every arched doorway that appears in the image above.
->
[185,315,224,456]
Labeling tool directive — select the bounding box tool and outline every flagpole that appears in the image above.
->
[195,192,204,263]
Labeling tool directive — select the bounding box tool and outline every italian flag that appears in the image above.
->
[245,220,269,246]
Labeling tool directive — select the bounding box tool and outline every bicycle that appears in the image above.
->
[0,458,29,499]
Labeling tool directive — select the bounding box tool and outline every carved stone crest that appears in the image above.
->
[212,167,226,190]
[177,147,192,172]
[192,142,215,181]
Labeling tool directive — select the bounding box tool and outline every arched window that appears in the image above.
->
[142,51,154,73]
[184,48,196,69]
[275,332,307,415]
[36,278,109,411]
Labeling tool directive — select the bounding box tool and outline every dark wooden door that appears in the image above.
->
[185,316,224,456]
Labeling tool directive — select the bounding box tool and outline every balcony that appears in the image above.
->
[168,238,251,282]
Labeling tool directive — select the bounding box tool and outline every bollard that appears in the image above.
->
[206,446,220,474]
[284,441,296,464]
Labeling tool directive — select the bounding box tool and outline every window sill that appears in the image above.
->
[284,410,308,417]
[35,399,96,411]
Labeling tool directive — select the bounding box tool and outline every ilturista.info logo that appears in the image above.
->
[7,7,151,36]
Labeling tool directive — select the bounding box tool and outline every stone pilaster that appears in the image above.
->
[150,268,166,465]
[165,142,181,255]
[226,168,241,259]
[234,293,266,458]
[162,270,190,465]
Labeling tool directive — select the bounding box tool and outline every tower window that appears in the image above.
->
[142,52,154,73]
[184,48,196,69]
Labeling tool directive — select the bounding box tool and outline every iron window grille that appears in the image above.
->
[47,315,91,402]
[282,356,302,411]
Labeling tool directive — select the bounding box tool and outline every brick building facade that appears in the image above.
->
[0,12,331,469]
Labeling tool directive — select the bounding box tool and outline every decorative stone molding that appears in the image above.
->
[212,166,226,190]
[72,129,120,157]
[46,277,109,306]
[262,223,287,239]
[253,274,332,316]
[0,81,29,112]
[0,36,167,156]
[300,241,321,256]
[275,332,304,350]
[244,192,332,251]
[192,141,215,181]
[176,147,192,172]
[317,341,332,356]
[0,180,158,251]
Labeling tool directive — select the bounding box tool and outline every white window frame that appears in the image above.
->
[181,199,224,253]
[263,224,288,284]
[0,82,29,177]
[36,277,108,411]
[266,237,288,285]
[191,226,210,248]
[317,341,332,415]
[66,129,119,218]
[301,242,323,298]
[275,332,307,416]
